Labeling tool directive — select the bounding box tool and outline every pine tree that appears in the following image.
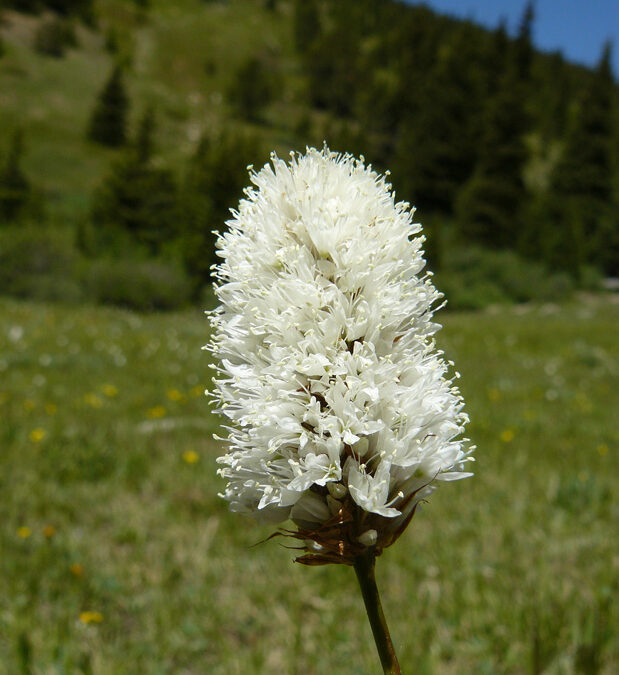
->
[293,0,320,54]
[91,159,178,256]
[34,16,78,58]
[456,57,529,249]
[90,112,179,256]
[485,20,509,96]
[0,129,30,223]
[305,0,362,116]
[181,129,263,291]
[3,0,39,13]
[515,1,535,81]
[548,42,617,275]
[88,65,129,147]
[537,51,571,141]
[228,57,275,122]
[135,106,155,164]
[392,25,484,215]
[5,0,95,19]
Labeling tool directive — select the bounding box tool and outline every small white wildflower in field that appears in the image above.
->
[8,325,24,343]
[208,147,473,564]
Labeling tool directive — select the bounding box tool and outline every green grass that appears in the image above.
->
[0,295,617,674]
[0,0,303,221]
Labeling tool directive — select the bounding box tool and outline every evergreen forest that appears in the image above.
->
[0,0,617,310]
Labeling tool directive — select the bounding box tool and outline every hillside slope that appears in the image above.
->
[0,0,302,220]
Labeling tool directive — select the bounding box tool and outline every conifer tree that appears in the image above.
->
[548,42,617,275]
[88,65,129,147]
[181,129,262,291]
[293,0,320,54]
[90,111,179,256]
[514,1,539,131]
[228,57,275,122]
[485,20,509,96]
[5,0,95,20]
[535,51,571,142]
[515,1,535,81]
[34,16,77,58]
[0,129,30,223]
[91,160,179,256]
[456,57,529,249]
[305,0,362,116]
[4,0,39,13]
[45,0,94,18]
[135,106,155,164]
[392,25,483,215]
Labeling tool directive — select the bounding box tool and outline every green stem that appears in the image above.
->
[353,552,402,675]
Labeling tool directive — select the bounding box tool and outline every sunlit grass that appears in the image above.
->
[0,296,617,673]
[0,0,302,223]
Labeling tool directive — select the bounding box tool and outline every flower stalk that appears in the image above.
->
[354,552,401,675]
[207,146,475,673]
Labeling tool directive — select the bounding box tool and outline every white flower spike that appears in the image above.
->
[208,146,473,565]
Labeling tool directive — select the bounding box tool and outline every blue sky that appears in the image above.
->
[405,0,619,74]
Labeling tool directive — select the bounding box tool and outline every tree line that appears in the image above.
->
[295,0,618,278]
[0,0,617,311]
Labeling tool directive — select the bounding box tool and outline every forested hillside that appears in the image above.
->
[0,0,617,309]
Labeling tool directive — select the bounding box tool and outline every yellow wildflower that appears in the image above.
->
[182,450,200,464]
[500,429,515,443]
[23,399,36,411]
[43,525,56,538]
[167,388,184,402]
[45,403,57,415]
[84,393,103,408]
[17,526,32,539]
[29,428,46,443]
[70,562,84,577]
[102,384,118,398]
[79,611,103,624]
[146,405,166,419]
[597,444,609,457]
[190,385,204,398]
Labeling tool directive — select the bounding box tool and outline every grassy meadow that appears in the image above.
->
[0,294,617,674]
[0,0,301,221]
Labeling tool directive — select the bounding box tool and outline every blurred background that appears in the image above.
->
[0,1,617,673]
[0,0,617,309]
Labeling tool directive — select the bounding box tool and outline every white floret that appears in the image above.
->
[209,147,473,526]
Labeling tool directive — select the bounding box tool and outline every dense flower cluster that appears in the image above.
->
[208,147,473,564]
